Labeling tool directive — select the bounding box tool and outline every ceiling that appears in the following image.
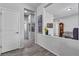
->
[24,3,42,15]
[46,3,78,19]
[26,3,42,9]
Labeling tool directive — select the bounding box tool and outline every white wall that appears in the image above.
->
[53,14,79,36]
[36,4,79,56]
[0,3,35,48]
[78,3,79,39]
[37,33,79,56]
[35,3,48,43]
[59,14,78,32]
[43,10,54,36]
[24,15,28,39]
[36,3,54,36]
[0,12,2,53]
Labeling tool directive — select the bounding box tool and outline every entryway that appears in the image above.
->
[24,8,35,47]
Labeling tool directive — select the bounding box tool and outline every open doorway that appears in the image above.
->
[59,23,64,37]
[24,8,35,47]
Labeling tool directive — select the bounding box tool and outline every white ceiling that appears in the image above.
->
[25,3,42,9]
[24,3,42,15]
[46,3,78,19]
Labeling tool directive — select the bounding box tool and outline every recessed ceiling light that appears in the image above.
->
[24,10,27,13]
[66,8,72,11]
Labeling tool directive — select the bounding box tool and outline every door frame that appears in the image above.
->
[24,8,35,40]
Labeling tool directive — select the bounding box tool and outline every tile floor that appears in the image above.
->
[1,40,56,56]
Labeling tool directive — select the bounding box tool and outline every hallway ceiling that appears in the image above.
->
[24,3,42,15]
[25,3,42,9]
[46,3,78,19]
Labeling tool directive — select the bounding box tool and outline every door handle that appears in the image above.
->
[16,32,19,34]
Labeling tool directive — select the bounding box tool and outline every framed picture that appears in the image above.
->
[38,15,42,33]
[47,23,53,28]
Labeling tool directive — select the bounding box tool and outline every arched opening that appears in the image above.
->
[59,23,64,37]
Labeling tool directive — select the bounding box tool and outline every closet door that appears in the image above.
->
[2,8,20,53]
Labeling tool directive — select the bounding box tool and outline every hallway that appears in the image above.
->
[0,3,79,56]
[1,40,56,56]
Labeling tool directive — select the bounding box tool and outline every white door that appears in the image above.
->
[2,8,20,53]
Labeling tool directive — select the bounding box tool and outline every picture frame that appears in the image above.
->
[47,23,53,28]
